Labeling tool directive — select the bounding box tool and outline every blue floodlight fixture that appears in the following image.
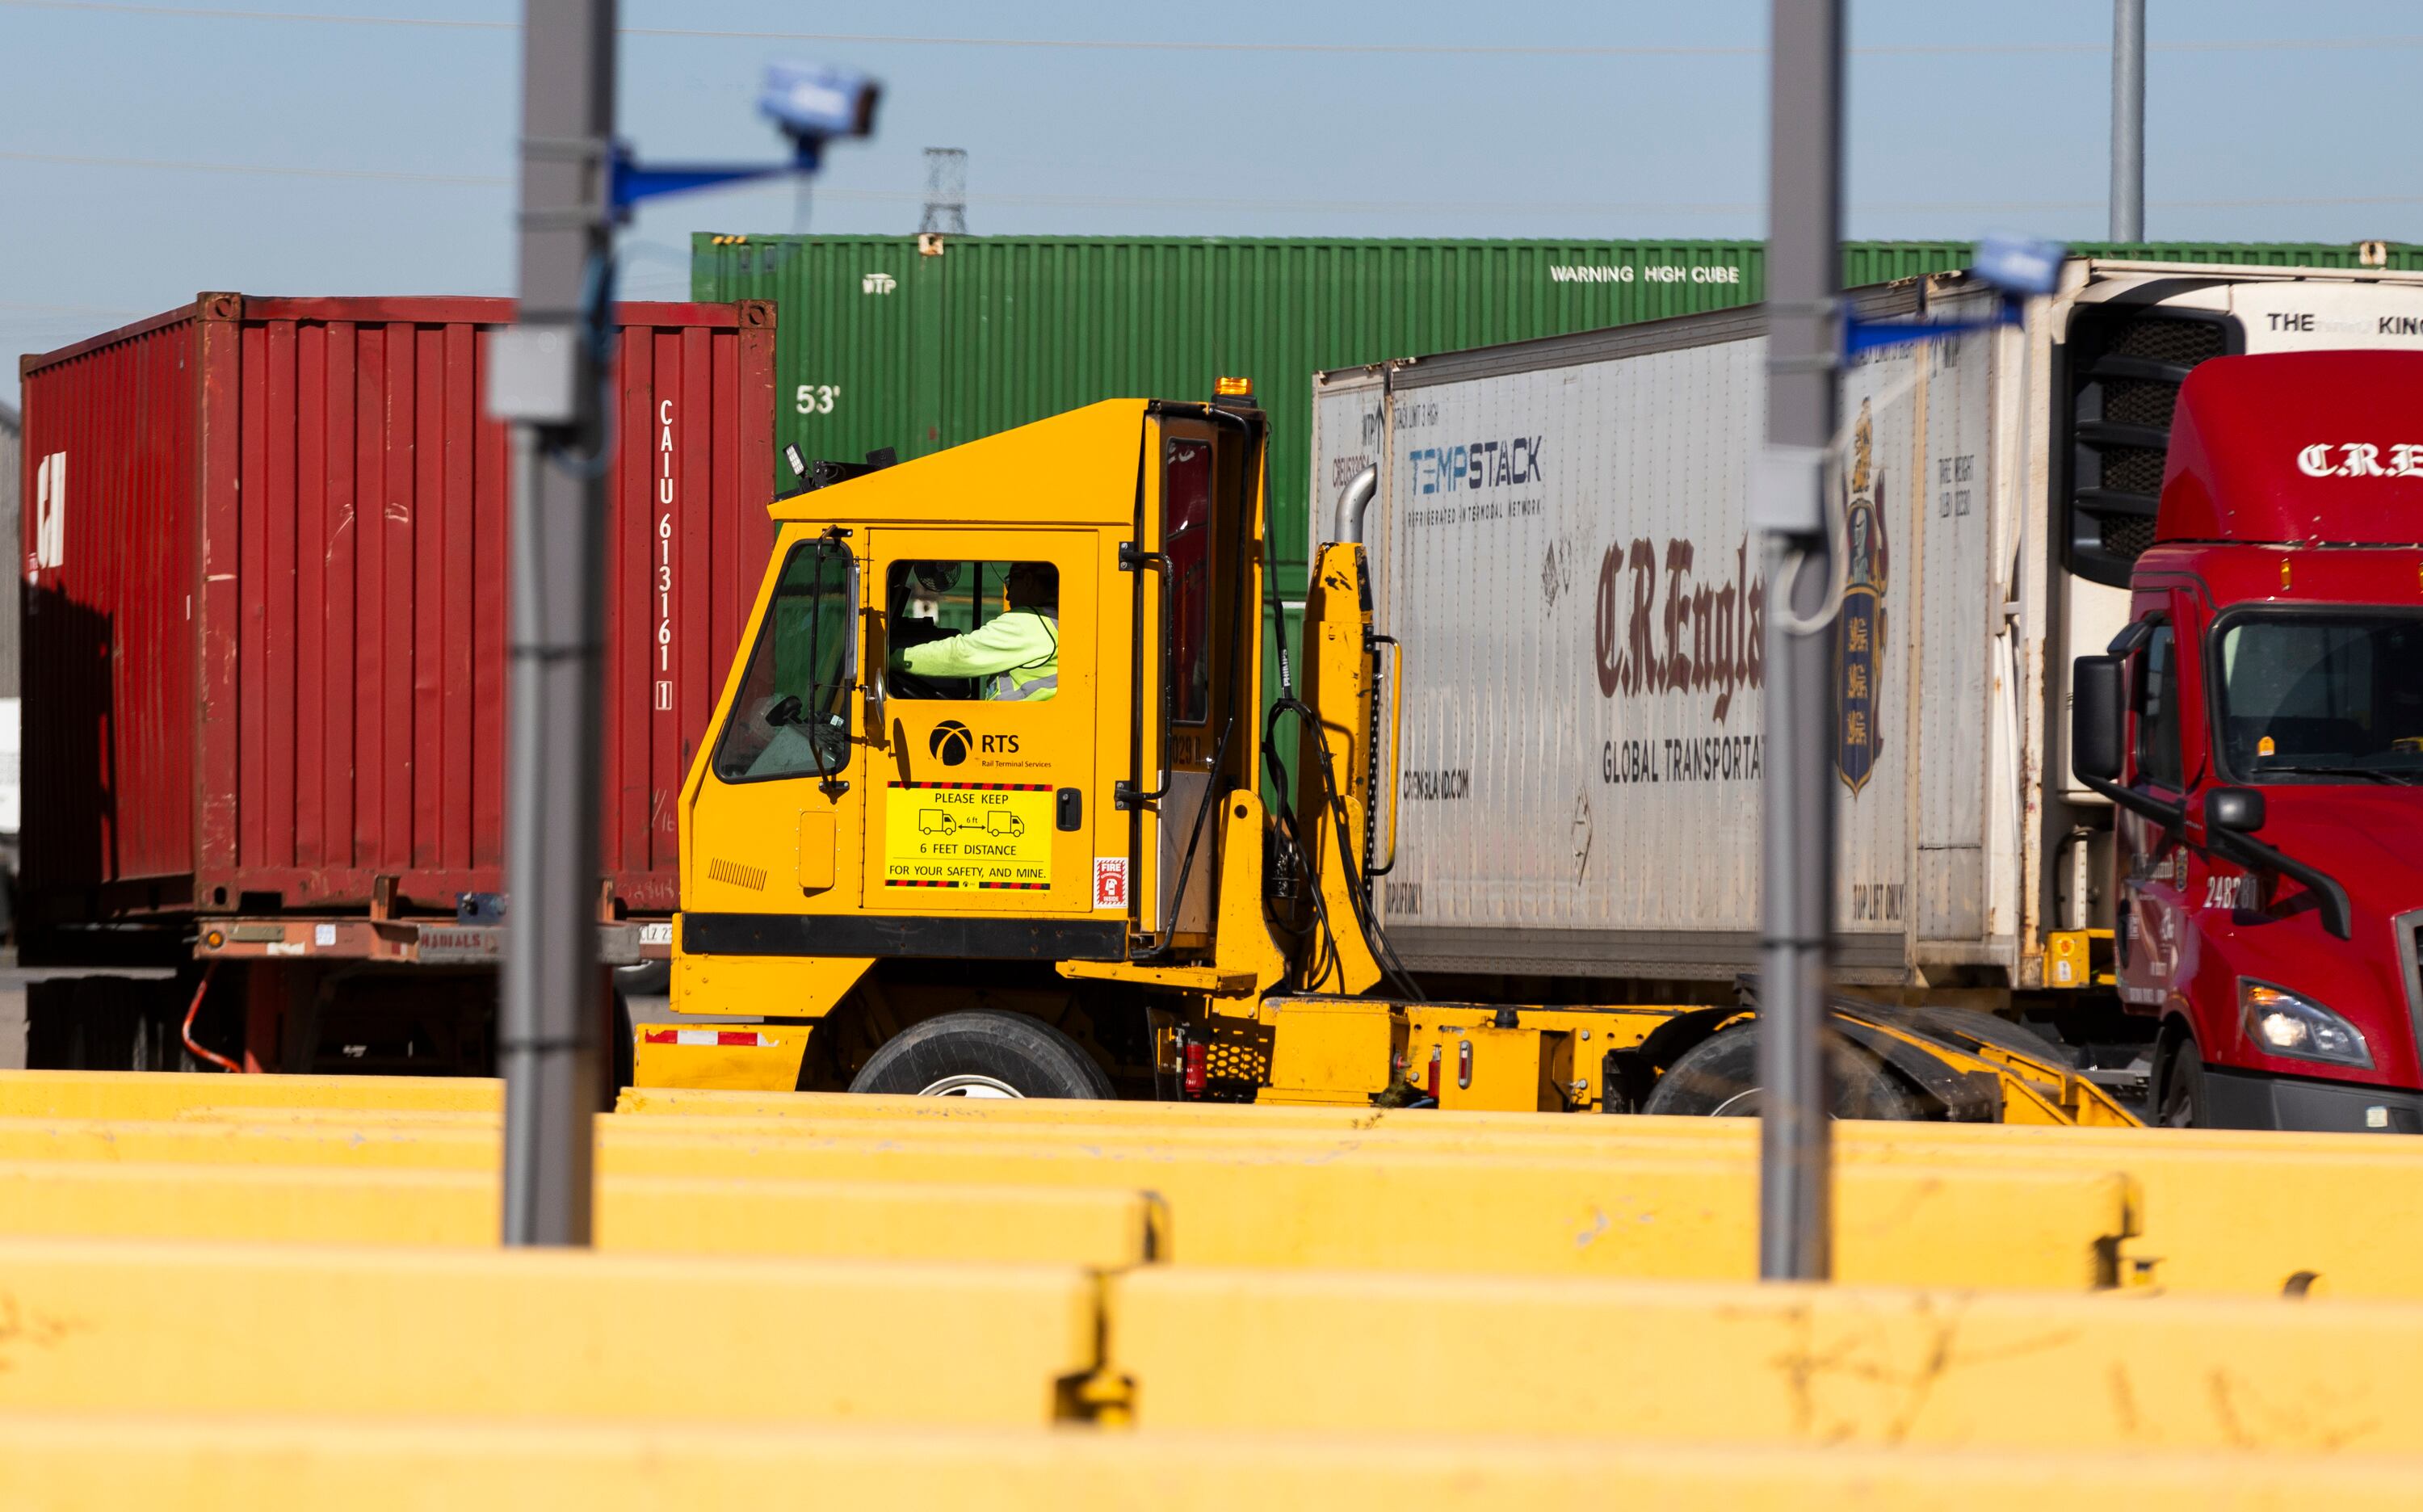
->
[760,62,882,163]
[1842,235,2069,359]
[1972,233,2068,300]
[609,61,881,221]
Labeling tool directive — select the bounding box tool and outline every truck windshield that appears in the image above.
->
[2215,611,2423,783]
[712,538,857,783]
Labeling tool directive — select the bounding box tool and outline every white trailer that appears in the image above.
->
[1312,260,2423,994]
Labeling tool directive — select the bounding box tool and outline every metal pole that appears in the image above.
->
[500,0,615,1246]
[1757,0,1841,1283]
[2110,0,2145,242]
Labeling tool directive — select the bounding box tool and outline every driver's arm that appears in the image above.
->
[894,615,1032,679]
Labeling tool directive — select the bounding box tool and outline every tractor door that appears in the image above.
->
[1128,414,1251,956]
[692,530,867,912]
[861,528,1101,915]
[2117,603,2191,1009]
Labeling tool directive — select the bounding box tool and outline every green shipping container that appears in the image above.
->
[693,233,2416,594]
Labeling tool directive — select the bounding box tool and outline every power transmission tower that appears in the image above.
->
[921,147,968,234]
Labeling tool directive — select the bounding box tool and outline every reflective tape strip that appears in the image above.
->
[643,1030,780,1048]
[993,671,1057,700]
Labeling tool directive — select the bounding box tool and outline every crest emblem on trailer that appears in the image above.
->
[1834,401,1890,796]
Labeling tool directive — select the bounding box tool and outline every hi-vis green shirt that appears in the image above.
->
[894,611,1060,701]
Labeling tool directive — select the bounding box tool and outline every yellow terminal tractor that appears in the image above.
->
[656,384,2134,1125]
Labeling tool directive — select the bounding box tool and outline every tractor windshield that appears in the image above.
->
[712,537,859,783]
[2215,609,2423,783]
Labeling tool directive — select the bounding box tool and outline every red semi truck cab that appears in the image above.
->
[2074,351,2423,1131]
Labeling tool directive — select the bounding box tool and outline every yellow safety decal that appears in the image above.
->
[884,782,1055,890]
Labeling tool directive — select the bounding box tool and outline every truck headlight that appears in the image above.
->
[2240,981,2373,1069]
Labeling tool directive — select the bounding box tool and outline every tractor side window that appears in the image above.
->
[712,539,858,783]
[886,560,1062,703]
[2134,624,2182,790]
[1164,439,1213,726]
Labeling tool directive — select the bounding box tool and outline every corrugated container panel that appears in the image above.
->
[18,294,775,921]
[695,234,2408,596]
[19,310,198,896]
[695,236,1870,595]
[2063,241,2423,269]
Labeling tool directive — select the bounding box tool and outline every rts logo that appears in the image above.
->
[927,720,1021,767]
[929,721,973,766]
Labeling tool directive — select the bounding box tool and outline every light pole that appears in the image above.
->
[2111,0,2146,242]
[1753,0,1844,1283]
[487,17,877,1246]
[493,0,617,1247]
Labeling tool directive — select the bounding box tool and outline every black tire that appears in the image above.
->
[607,989,636,1107]
[850,1010,1115,1100]
[25,975,197,1072]
[1641,1021,1917,1119]
[2157,1035,2207,1128]
[614,959,672,998]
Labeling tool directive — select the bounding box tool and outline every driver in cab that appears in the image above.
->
[892,562,1059,702]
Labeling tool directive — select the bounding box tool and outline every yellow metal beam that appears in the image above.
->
[3,1418,2422,1510]
[0,1069,498,1119]
[18,1082,2423,1296]
[0,1161,1161,1267]
[1054,961,1257,994]
[0,1237,1098,1425]
[0,1119,2131,1288]
[1107,1267,2423,1453]
[612,1093,2423,1298]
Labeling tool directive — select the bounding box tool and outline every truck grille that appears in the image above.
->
[2062,307,2234,589]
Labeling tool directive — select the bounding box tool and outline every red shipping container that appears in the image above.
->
[19,293,777,927]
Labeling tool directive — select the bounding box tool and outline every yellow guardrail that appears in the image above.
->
[7,1232,2423,1459]
[0,1117,2131,1288]
[1106,1266,2423,1454]
[0,1160,1161,1266]
[0,1237,1098,1426]
[14,1074,2423,1296]
[0,1069,497,1119]
[611,1097,2423,1299]
[2,1418,2419,1510]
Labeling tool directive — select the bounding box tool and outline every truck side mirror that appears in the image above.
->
[2207,786,2266,834]
[2071,655,2126,784]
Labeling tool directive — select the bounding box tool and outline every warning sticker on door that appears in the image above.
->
[884,782,1055,889]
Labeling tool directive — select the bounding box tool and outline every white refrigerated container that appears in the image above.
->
[1312,261,2423,988]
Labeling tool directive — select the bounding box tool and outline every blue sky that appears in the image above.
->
[6,0,2421,403]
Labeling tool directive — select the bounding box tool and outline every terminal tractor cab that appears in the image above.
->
[654,381,2133,1125]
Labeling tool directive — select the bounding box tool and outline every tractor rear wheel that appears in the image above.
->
[1640,1022,1916,1119]
[849,1010,1115,1100]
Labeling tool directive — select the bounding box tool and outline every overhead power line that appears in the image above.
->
[0,148,507,184]
[6,149,2420,218]
[9,0,2423,57]
[0,299,157,315]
